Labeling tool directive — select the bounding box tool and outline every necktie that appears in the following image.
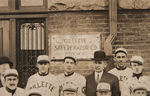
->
[97,74,100,83]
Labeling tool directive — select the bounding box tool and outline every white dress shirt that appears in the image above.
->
[95,71,103,83]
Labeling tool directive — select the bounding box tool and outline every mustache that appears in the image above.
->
[10,84,15,86]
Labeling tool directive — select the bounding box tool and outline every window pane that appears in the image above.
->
[21,0,43,6]
[0,0,8,7]
[20,22,44,50]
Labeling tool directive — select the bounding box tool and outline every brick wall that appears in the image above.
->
[114,10,150,75]
[48,10,150,76]
[48,11,109,76]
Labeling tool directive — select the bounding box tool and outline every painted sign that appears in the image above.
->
[49,34,100,59]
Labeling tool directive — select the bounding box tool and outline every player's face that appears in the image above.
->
[96,91,111,96]
[131,62,143,74]
[95,61,106,73]
[5,76,18,90]
[63,91,77,96]
[64,58,75,73]
[0,63,10,76]
[115,52,127,68]
[37,61,50,74]
[133,90,147,96]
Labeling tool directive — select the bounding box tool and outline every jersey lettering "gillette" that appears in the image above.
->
[29,81,55,91]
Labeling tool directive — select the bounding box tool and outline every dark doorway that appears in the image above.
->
[16,19,46,88]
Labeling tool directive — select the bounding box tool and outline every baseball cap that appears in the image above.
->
[132,82,147,92]
[28,89,42,96]
[97,83,111,92]
[115,48,127,55]
[130,56,144,65]
[62,82,78,92]
[37,55,50,63]
[0,56,13,68]
[4,69,18,78]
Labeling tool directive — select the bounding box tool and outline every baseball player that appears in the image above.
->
[26,55,59,96]
[62,81,78,96]
[0,69,26,96]
[108,48,133,94]
[56,56,86,96]
[28,89,42,96]
[122,56,150,96]
[96,83,112,96]
[0,56,13,87]
[131,82,147,96]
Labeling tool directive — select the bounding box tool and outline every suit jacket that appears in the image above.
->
[85,72,121,96]
[0,79,3,88]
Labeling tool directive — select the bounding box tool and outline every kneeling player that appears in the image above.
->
[96,83,111,96]
[0,69,26,96]
[132,83,147,96]
[62,82,78,96]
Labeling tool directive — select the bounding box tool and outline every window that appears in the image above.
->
[20,22,45,50]
[0,0,8,7]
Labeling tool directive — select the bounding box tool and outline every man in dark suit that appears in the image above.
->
[85,51,121,96]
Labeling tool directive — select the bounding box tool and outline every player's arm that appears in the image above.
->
[25,76,33,90]
[121,80,131,96]
[78,77,86,96]
[52,77,59,96]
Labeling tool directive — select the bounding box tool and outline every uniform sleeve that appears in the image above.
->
[53,78,59,96]
[78,77,86,96]
[25,76,33,90]
[121,80,131,96]
[146,77,150,96]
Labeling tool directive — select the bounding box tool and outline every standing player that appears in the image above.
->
[122,56,150,96]
[0,56,13,87]
[56,56,86,96]
[0,69,26,96]
[26,55,58,96]
[108,48,133,94]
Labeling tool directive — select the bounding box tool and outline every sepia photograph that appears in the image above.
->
[0,0,150,96]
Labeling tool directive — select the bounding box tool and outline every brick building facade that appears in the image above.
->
[0,0,150,88]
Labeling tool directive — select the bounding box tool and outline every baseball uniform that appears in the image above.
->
[122,75,150,96]
[26,73,59,96]
[56,72,86,96]
[108,67,133,92]
[0,87,26,96]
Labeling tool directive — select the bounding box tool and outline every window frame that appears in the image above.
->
[17,0,47,11]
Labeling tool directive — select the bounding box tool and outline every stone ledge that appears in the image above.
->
[48,0,108,11]
[118,0,150,9]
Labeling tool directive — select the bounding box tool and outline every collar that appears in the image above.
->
[116,66,127,70]
[38,72,49,76]
[64,72,74,77]
[6,87,16,95]
[133,72,143,79]
[95,71,103,76]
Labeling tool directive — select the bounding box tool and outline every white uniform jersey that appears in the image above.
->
[0,87,26,96]
[56,72,86,96]
[122,75,150,96]
[0,75,5,87]
[108,67,133,92]
[26,73,59,96]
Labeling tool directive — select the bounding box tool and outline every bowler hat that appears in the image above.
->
[94,51,108,61]
[0,56,13,68]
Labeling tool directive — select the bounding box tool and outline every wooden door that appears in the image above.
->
[16,19,46,88]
